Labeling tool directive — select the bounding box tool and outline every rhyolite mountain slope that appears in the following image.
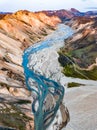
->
[59,16,97,80]
[0,10,61,129]
[0,9,60,95]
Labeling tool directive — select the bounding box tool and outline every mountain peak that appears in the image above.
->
[70,8,80,13]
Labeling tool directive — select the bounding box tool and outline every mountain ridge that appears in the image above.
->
[37,8,97,21]
[1,8,97,22]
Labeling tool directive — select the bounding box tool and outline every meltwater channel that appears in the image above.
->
[22,24,74,130]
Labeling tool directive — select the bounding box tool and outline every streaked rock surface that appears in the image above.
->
[64,85,97,130]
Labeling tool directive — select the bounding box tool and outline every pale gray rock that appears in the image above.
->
[63,85,97,130]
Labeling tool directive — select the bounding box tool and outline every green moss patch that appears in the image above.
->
[63,64,97,80]
[0,104,32,130]
[67,82,85,88]
[58,52,97,80]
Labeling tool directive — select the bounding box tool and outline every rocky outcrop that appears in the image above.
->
[59,16,97,80]
[0,10,60,129]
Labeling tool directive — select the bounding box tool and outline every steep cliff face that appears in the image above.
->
[0,10,60,129]
[59,17,97,80]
